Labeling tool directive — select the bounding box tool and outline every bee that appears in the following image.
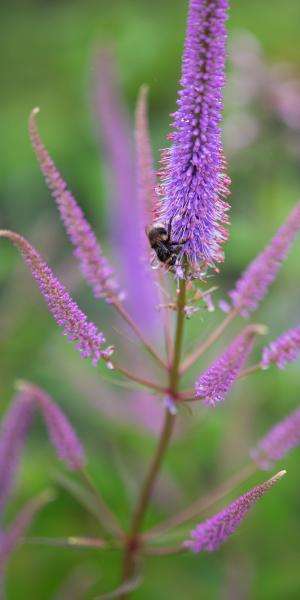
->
[146,218,188,268]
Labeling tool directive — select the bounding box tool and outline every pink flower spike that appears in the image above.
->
[29,108,121,304]
[195,324,267,407]
[251,407,300,470]
[261,326,300,369]
[0,391,34,514]
[0,230,113,366]
[185,470,286,553]
[0,489,55,568]
[93,47,159,331]
[227,200,300,317]
[135,85,158,222]
[17,381,85,471]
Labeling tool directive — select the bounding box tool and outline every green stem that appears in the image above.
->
[180,308,238,375]
[78,469,124,542]
[112,361,167,394]
[120,279,187,597]
[112,300,168,369]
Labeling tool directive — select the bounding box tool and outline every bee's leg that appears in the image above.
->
[166,216,175,242]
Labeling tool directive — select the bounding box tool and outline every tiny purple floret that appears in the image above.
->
[185,470,286,552]
[261,326,300,369]
[251,407,300,470]
[158,0,231,269]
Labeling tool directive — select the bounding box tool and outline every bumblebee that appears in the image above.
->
[147,219,188,267]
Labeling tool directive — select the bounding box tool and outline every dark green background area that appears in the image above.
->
[1,1,300,598]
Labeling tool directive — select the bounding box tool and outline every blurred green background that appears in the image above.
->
[1,0,300,598]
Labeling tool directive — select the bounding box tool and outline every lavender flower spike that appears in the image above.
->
[17,381,85,471]
[251,407,300,470]
[195,324,266,406]
[185,470,286,553]
[227,201,300,317]
[135,85,158,222]
[261,326,300,369]
[0,391,34,513]
[158,0,231,269]
[0,230,113,366]
[0,489,54,568]
[29,108,121,304]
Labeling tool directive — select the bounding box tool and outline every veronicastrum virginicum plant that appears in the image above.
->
[1,0,300,596]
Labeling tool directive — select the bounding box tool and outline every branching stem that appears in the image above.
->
[119,279,187,597]
[180,308,238,375]
[112,300,168,369]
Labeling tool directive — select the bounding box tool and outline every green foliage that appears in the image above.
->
[1,0,300,598]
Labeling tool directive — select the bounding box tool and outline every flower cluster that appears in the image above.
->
[158,0,231,269]
[225,200,300,317]
[0,230,113,366]
[251,407,300,470]
[262,326,300,369]
[185,470,286,552]
[195,325,266,406]
[29,108,121,304]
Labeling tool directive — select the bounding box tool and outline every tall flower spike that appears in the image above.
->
[29,108,121,304]
[195,324,266,407]
[185,470,286,553]
[226,200,300,317]
[0,490,54,568]
[0,230,113,366]
[0,391,34,513]
[158,0,231,269]
[261,326,300,369]
[251,407,300,470]
[93,47,158,331]
[135,85,158,223]
[17,382,85,471]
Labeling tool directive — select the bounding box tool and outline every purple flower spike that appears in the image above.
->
[251,407,300,470]
[195,324,266,406]
[0,230,113,366]
[0,392,34,514]
[158,0,231,269]
[227,201,300,317]
[18,382,85,471]
[261,326,300,369]
[93,47,158,331]
[0,490,54,568]
[29,108,121,304]
[185,470,286,553]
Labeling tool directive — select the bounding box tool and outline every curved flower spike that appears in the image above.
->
[226,200,300,317]
[0,391,34,514]
[17,381,85,471]
[251,406,300,470]
[0,490,54,568]
[261,326,300,369]
[0,230,113,366]
[29,108,121,304]
[158,0,231,269]
[184,470,286,553]
[195,324,267,406]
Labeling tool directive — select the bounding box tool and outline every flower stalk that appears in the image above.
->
[120,279,187,594]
